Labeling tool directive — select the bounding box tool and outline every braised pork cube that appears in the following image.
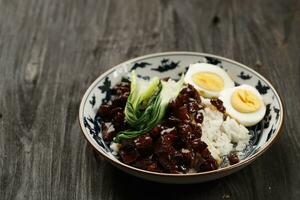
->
[119,139,140,164]
[102,122,116,142]
[228,153,239,165]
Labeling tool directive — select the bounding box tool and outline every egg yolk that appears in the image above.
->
[231,89,261,113]
[192,72,224,92]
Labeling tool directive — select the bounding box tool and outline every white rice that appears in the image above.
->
[110,142,121,155]
[200,107,250,163]
[201,96,212,106]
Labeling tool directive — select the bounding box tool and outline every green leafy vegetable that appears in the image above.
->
[124,71,160,128]
[114,72,184,142]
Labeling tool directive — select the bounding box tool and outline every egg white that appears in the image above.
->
[184,63,234,98]
[219,84,266,126]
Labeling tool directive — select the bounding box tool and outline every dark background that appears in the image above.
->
[0,0,299,199]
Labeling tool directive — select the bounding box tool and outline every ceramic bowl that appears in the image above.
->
[79,52,284,184]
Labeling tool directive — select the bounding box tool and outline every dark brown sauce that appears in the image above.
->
[98,82,237,173]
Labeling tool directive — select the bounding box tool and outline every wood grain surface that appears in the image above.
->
[0,0,299,199]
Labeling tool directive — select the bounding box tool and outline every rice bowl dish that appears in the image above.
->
[96,63,268,173]
[79,52,283,183]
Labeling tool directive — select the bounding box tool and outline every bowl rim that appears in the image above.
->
[79,51,284,177]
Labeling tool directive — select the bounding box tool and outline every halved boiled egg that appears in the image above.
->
[184,63,234,98]
[219,84,266,126]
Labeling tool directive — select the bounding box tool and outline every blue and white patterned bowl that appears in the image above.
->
[79,52,284,184]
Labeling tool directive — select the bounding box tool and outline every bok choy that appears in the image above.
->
[114,72,184,142]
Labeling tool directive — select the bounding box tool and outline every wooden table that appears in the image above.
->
[0,0,299,199]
